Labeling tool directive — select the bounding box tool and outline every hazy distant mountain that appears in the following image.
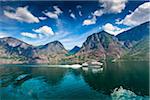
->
[77,31,126,61]
[116,22,149,48]
[68,46,80,55]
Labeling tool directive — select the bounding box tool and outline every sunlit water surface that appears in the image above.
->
[0,61,149,100]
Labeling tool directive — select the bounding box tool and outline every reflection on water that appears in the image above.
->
[0,61,149,100]
[31,67,67,86]
[82,61,149,96]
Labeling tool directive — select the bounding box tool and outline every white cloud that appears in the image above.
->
[82,0,127,26]
[102,23,128,35]
[76,5,82,9]
[69,9,72,13]
[39,17,47,20]
[70,13,76,19]
[43,6,62,19]
[118,2,150,26]
[0,32,9,38]
[93,10,103,17]
[79,11,82,16]
[82,16,96,26]
[33,26,55,36]
[53,6,63,15]
[4,6,15,11]
[69,9,76,19]
[115,18,122,24]
[43,12,58,19]
[21,32,38,39]
[60,38,72,43]
[99,0,127,13]
[4,6,39,23]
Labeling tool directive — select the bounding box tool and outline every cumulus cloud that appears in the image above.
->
[93,10,103,17]
[21,32,38,39]
[43,6,62,19]
[4,6,39,23]
[93,0,127,17]
[118,2,150,26]
[82,0,127,26]
[39,17,47,20]
[99,0,127,14]
[33,26,55,36]
[70,13,76,19]
[102,23,128,35]
[82,16,96,26]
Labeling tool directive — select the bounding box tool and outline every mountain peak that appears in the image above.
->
[0,36,32,48]
[68,46,80,55]
[73,46,80,49]
[44,40,65,49]
[78,30,124,59]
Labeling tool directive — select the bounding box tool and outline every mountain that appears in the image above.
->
[37,41,67,55]
[0,37,36,64]
[76,31,126,61]
[0,37,67,64]
[116,22,149,61]
[35,41,67,64]
[68,46,80,55]
[121,36,149,61]
[0,22,149,64]
[116,22,149,48]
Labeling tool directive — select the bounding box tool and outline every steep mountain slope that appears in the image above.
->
[77,31,126,61]
[0,37,67,64]
[0,22,149,64]
[0,37,35,64]
[121,36,149,61]
[68,46,80,55]
[34,41,67,64]
[116,22,149,61]
[116,22,149,48]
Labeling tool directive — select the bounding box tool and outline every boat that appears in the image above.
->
[82,61,103,68]
[82,62,88,67]
[88,61,103,68]
[91,61,103,66]
[82,61,104,72]
[92,67,103,73]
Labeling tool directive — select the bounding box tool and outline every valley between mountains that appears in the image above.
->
[0,22,149,64]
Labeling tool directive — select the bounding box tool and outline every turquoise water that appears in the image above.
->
[0,61,149,100]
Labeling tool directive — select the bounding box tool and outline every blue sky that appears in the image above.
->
[0,0,149,49]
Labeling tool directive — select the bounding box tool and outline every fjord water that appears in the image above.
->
[0,61,149,100]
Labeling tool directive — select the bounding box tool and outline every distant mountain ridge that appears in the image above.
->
[116,22,149,48]
[68,46,80,55]
[0,22,149,64]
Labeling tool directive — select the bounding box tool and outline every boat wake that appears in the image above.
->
[111,86,149,100]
